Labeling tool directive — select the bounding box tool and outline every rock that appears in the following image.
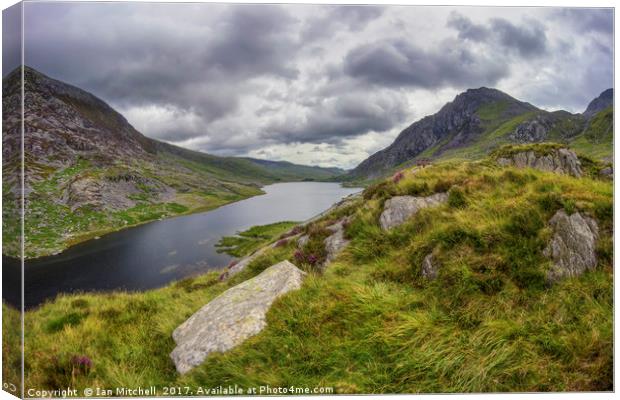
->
[379,193,448,230]
[509,115,552,143]
[297,234,309,248]
[323,218,350,266]
[421,253,438,280]
[171,260,306,374]
[219,247,268,281]
[543,209,599,283]
[599,166,613,179]
[347,87,538,180]
[496,148,582,177]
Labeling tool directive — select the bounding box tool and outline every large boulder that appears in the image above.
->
[171,260,306,374]
[543,209,599,283]
[379,193,448,230]
[496,148,582,177]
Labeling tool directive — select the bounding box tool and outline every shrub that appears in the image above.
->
[71,355,92,375]
[70,299,89,309]
[504,209,544,237]
[392,171,405,184]
[403,181,430,196]
[363,181,397,200]
[447,187,467,209]
[45,312,87,333]
[274,239,288,247]
[433,178,453,193]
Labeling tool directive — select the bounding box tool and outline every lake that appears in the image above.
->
[2,182,360,309]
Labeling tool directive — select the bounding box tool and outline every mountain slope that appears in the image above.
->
[348,88,613,180]
[1,66,342,257]
[583,88,613,118]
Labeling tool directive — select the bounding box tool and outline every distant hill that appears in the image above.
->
[347,87,613,180]
[1,66,343,257]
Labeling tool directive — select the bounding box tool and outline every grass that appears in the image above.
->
[4,146,612,394]
[215,221,300,257]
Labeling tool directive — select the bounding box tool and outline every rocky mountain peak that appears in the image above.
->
[583,88,613,118]
[348,87,539,179]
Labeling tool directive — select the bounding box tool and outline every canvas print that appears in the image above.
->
[1,1,614,397]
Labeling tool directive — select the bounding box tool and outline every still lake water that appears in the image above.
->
[3,182,360,309]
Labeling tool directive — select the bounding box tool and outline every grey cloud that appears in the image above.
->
[551,8,613,35]
[263,92,408,144]
[342,38,507,89]
[301,5,384,41]
[447,12,547,57]
[447,12,488,41]
[2,3,21,76]
[490,18,547,57]
[24,3,300,141]
[14,3,614,166]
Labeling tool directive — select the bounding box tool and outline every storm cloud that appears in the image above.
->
[342,39,508,89]
[447,12,548,57]
[10,2,614,169]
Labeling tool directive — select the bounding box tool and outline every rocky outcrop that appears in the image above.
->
[543,209,599,283]
[323,218,351,266]
[171,260,306,374]
[509,115,552,143]
[421,253,438,280]
[496,148,582,177]
[379,193,448,230]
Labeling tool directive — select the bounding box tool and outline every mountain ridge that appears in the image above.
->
[348,87,613,180]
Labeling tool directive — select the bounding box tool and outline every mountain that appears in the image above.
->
[348,87,613,180]
[1,66,342,257]
[583,88,613,118]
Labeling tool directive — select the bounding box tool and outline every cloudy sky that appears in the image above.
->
[8,2,615,169]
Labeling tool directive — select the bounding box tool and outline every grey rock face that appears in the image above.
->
[509,115,552,143]
[348,87,538,179]
[543,209,599,283]
[323,218,351,266]
[496,148,582,177]
[599,166,613,179]
[379,193,448,230]
[421,253,438,280]
[583,88,613,118]
[171,260,306,374]
[297,235,309,248]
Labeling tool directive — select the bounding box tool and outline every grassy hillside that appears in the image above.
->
[570,106,614,160]
[5,146,612,393]
[215,221,299,257]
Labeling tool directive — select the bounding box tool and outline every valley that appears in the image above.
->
[2,67,344,258]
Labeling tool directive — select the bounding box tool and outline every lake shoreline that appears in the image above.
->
[4,182,361,309]
[18,180,359,261]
